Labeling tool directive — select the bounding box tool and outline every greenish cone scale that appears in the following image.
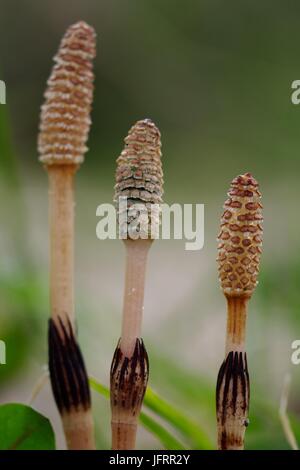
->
[114,119,163,239]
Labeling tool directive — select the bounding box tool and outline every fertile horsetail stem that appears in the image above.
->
[38,21,96,450]
[216,173,263,450]
[110,119,163,449]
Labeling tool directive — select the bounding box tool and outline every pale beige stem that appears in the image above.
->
[110,238,151,450]
[47,164,95,450]
[48,165,77,327]
[62,409,95,450]
[120,238,152,357]
[111,422,137,450]
[225,295,248,354]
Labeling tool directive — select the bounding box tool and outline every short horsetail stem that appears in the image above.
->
[110,119,163,449]
[216,173,263,450]
[38,21,96,450]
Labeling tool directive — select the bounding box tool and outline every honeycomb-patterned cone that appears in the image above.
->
[217,173,263,297]
[114,119,163,239]
[38,21,96,165]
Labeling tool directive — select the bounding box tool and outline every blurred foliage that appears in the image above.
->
[0,0,300,450]
[0,273,46,384]
[0,105,18,184]
[0,95,44,384]
[259,261,300,325]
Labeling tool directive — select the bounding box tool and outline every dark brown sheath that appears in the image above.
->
[48,316,91,414]
[111,338,149,417]
[110,338,149,449]
[216,351,250,450]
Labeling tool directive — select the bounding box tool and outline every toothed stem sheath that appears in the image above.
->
[216,173,263,450]
[111,119,163,449]
[38,21,96,450]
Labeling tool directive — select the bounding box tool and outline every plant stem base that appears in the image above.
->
[62,409,96,450]
[111,422,137,450]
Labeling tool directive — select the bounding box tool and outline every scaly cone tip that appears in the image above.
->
[217,173,263,298]
[38,21,96,166]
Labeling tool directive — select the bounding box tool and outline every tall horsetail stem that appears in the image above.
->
[110,119,163,449]
[216,173,263,450]
[38,21,96,450]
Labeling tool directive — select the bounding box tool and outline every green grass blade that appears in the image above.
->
[144,387,213,449]
[139,413,185,450]
[89,376,110,399]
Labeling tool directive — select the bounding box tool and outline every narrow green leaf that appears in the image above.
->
[144,387,213,449]
[89,376,110,399]
[0,403,55,450]
[139,413,185,450]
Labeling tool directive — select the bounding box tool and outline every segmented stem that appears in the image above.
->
[110,119,163,449]
[39,21,96,450]
[216,173,263,450]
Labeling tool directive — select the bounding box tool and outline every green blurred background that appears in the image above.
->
[1,0,300,449]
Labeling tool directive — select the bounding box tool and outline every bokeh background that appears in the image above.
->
[1,0,300,449]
